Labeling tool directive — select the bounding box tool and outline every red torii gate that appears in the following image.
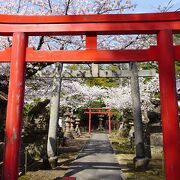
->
[0,12,179,180]
[84,108,112,134]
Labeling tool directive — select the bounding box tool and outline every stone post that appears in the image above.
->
[97,115,104,131]
[64,110,71,138]
[75,117,81,136]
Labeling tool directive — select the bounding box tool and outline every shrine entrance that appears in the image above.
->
[0,12,180,180]
[84,108,112,134]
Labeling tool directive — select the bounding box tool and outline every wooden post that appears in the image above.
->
[86,33,97,49]
[158,30,180,180]
[89,109,92,134]
[108,110,111,134]
[2,32,27,180]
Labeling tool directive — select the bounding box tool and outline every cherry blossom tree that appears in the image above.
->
[26,75,159,113]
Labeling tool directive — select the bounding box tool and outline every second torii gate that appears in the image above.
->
[84,108,112,134]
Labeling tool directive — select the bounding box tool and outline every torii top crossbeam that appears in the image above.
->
[0,12,179,34]
[1,12,180,180]
[0,12,180,63]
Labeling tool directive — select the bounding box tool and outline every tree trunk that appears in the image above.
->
[47,63,63,168]
[130,62,149,171]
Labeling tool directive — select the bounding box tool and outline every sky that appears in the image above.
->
[131,0,180,13]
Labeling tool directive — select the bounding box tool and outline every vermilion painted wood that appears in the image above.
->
[86,33,97,49]
[84,112,115,114]
[158,30,180,180]
[86,34,97,134]
[0,12,179,36]
[85,108,111,110]
[0,12,179,24]
[89,109,92,134]
[0,48,11,62]
[1,46,180,62]
[85,108,112,134]
[0,21,179,35]
[175,45,180,60]
[2,32,27,180]
[108,111,111,134]
[25,47,159,62]
[63,177,76,180]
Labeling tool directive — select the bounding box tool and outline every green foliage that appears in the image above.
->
[139,62,158,83]
[83,77,119,88]
[87,97,106,108]
[153,92,160,99]
[24,104,34,118]
[66,64,78,71]
[77,99,102,119]
[108,64,120,71]
[76,107,89,124]
[76,99,121,125]
[110,136,135,154]
[176,61,180,78]
[143,77,152,83]
[76,98,105,123]
[174,34,180,45]
[23,98,42,118]
[110,108,122,121]
[175,35,180,77]
[140,62,158,71]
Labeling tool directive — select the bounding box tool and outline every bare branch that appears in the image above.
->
[99,8,124,14]
[167,0,173,8]
[158,0,175,12]
[36,36,45,50]
[96,2,106,14]
[121,35,140,49]
[65,0,72,15]
[47,0,53,14]
[48,36,85,49]
[47,43,51,50]
[7,37,12,47]
[17,0,22,13]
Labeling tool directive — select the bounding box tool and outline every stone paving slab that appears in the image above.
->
[64,133,125,180]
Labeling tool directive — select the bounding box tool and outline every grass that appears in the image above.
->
[18,149,79,180]
[109,133,165,180]
[19,133,89,180]
[110,135,135,154]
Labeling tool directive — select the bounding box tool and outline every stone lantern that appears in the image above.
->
[58,116,63,128]
[97,115,104,131]
[70,114,76,132]
[64,109,71,138]
[70,113,78,138]
[75,117,81,136]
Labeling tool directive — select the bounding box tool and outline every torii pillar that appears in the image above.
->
[2,32,27,179]
[158,30,180,180]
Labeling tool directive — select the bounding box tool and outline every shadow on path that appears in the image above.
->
[64,133,125,180]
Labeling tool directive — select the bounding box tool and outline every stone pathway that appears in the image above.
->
[64,133,125,180]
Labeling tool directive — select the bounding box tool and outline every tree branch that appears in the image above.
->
[36,36,45,50]
[17,0,22,13]
[47,0,53,14]
[65,0,72,15]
